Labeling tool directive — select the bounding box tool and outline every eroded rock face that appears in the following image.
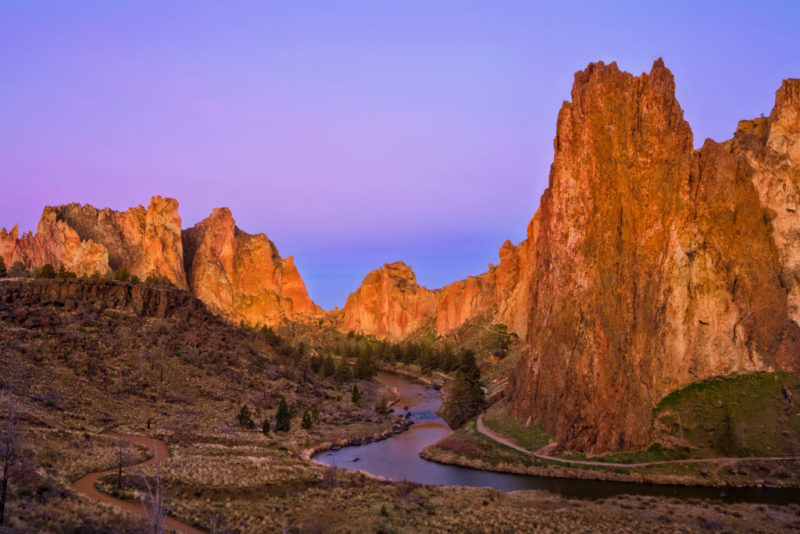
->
[507,60,800,452]
[0,196,186,287]
[338,262,438,340]
[182,208,320,326]
[339,229,536,341]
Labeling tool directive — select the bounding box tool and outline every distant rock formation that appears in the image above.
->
[182,207,321,326]
[1,198,320,326]
[507,60,800,452]
[0,196,186,287]
[337,233,535,340]
[337,261,438,340]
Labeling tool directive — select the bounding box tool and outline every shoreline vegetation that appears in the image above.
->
[420,372,800,489]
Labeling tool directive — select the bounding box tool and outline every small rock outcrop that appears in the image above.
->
[182,207,321,326]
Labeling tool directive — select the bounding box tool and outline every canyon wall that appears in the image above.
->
[507,60,800,452]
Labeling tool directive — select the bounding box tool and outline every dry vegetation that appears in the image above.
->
[1,279,799,532]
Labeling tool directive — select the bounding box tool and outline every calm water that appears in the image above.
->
[314,372,800,505]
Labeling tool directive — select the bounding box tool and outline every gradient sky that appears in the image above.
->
[1,2,798,309]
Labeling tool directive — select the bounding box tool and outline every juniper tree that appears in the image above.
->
[275,397,291,432]
[237,404,255,429]
[301,410,312,429]
[439,350,486,429]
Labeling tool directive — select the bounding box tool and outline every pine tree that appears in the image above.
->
[439,350,486,429]
[275,397,291,432]
[261,418,270,436]
[0,256,6,278]
[351,384,361,405]
[301,409,312,429]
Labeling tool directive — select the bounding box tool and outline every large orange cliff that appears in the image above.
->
[508,60,800,452]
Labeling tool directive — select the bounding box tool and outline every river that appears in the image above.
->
[314,372,800,505]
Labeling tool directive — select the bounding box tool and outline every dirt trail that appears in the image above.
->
[476,414,800,469]
[72,434,204,534]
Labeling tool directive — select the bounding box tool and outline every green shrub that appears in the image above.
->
[237,404,255,429]
[37,264,56,279]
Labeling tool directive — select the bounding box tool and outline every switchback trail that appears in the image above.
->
[476,414,800,469]
[72,434,205,534]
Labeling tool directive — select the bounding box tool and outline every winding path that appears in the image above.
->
[72,434,204,534]
[476,414,800,469]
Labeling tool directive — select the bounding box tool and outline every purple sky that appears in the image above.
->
[1,2,798,309]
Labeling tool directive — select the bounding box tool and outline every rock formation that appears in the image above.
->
[507,60,800,452]
[338,261,438,340]
[182,207,321,326]
[337,234,536,341]
[1,198,320,326]
[0,196,187,287]
[0,278,206,320]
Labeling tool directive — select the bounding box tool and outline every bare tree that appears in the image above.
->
[0,396,21,526]
[395,478,419,527]
[116,438,131,490]
[139,446,168,534]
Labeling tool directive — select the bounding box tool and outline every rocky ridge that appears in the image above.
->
[336,233,535,341]
[0,199,319,327]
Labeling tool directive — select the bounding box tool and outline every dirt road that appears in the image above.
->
[72,434,204,534]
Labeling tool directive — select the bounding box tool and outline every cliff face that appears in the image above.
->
[507,60,800,452]
[338,234,535,341]
[182,207,321,327]
[0,196,186,287]
[338,261,438,340]
[0,278,207,320]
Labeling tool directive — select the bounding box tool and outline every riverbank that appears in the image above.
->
[421,417,800,489]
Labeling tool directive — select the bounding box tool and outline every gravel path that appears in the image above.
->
[476,413,800,468]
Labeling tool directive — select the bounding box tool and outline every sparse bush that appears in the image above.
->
[259,326,281,346]
[237,404,255,429]
[375,395,390,415]
[320,355,336,377]
[114,266,130,282]
[56,265,77,279]
[7,261,26,278]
